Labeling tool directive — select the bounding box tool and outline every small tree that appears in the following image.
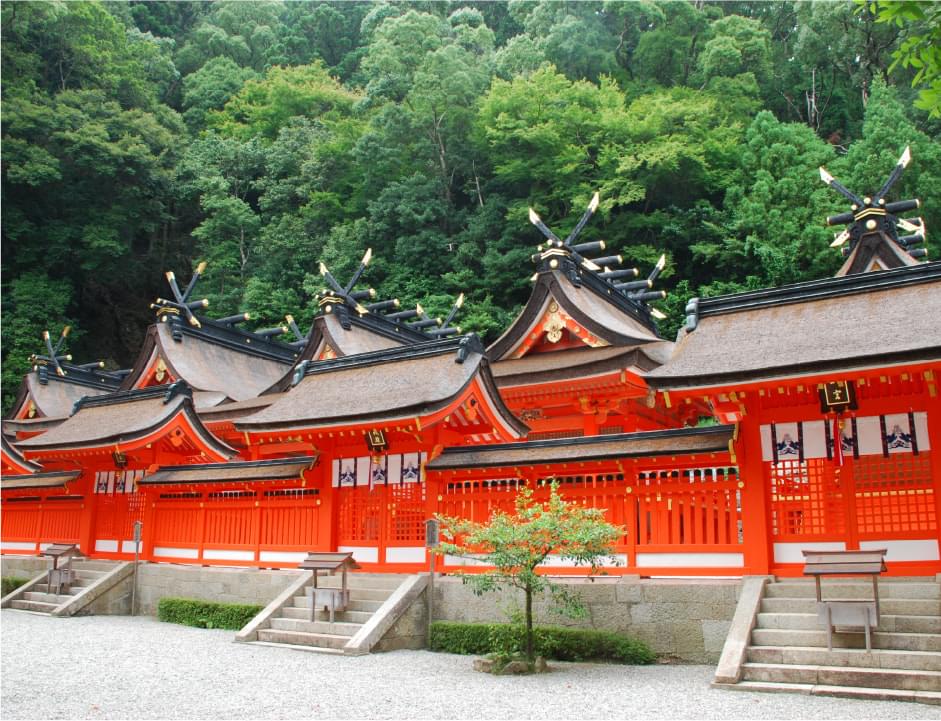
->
[437,481,623,666]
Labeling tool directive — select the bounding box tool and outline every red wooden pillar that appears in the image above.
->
[624,467,638,572]
[251,488,262,565]
[738,397,773,575]
[140,490,156,562]
[924,386,941,551]
[78,471,100,557]
[315,467,335,552]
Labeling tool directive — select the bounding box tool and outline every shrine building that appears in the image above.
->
[2,150,939,579]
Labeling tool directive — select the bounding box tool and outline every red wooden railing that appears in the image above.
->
[147,486,323,566]
[0,494,83,553]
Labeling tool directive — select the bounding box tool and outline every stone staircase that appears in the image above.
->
[720,577,941,704]
[3,559,128,615]
[252,573,411,653]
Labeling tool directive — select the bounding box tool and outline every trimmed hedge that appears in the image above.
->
[157,597,262,630]
[2,576,30,597]
[430,622,655,664]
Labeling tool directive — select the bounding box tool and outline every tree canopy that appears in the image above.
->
[3,0,939,411]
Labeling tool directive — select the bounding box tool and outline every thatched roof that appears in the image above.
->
[238,336,527,436]
[16,384,234,457]
[489,267,661,361]
[140,457,316,485]
[120,322,295,403]
[1,471,81,490]
[649,262,941,389]
[427,425,733,470]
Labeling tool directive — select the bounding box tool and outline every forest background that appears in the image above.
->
[2,0,940,411]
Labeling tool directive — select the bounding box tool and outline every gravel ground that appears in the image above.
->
[1,611,936,721]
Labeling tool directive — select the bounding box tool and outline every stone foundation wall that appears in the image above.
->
[135,563,304,616]
[1,556,48,580]
[80,573,134,616]
[433,576,741,663]
[3,555,739,662]
[374,588,428,652]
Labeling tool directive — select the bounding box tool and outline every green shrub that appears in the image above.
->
[157,597,262,631]
[2,576,30,597]
[430,622,655,664]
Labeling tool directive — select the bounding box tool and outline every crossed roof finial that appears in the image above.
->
[151,262,209,328]
[820,146,926,260]
[30,326,72,377]
[318,249,466,338]
[528,192,667,320]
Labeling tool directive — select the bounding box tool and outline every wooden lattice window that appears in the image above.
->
[768,459,844,538]
[337,488,381,542]
[387,483,426,543]
[853,453,936,535]
[634,466,741,547]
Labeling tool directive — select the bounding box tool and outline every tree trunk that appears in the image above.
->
[524,582,534,663]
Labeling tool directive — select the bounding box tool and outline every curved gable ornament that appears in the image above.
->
[510,298,609,359]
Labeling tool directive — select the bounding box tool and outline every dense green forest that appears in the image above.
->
[2,0,940,410]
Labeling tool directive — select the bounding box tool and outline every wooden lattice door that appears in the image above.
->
[336,483,426,566]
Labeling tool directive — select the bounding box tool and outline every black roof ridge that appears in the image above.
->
[567,262,659,330]
[302,334,483,378]
[2,470,81,481]
[36,364,123,391]
[435,424,732,455]
[696,261,941,319]
[174,316,299,363]
[153,456,316,473]
[71,381,192,412]
[343,309,431,343]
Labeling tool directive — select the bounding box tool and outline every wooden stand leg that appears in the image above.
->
[826,605,833,652]
[864,611,871,652]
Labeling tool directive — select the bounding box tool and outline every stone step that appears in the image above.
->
[761,597,940,616]
[256,628,349,650]
[30,584,82,596]
[291,594,387,610]
[10,599,59,613]
[247,640,345,656]
[715,680,941,705]
[755,609,941,633]
[269,617,362,637]
[766,582,939,600]
[741,662,941,691]
[758,613,941,633]
[32,576,96,592]
[752,627,941,652]
[71,561,119,573]
[74,569,109,579]
[345,598,384,613]
[314,574,408,591]
[22,591,73,604]
[280,606,373,624]
[747,645,941,671]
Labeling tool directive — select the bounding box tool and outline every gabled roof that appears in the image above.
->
[491,343,672,388]
[649,262,941,390]
[121,321,296,404]
[1,435,41,474]
[488,263,661,361]
[426,425,733,470]
[139,457,316,486]
[16,382,235,458]
[237,335,527,437]
[263,310,428,394]
[7,363,120,420]
[836,229,919,276]
[3,416,68,439]
[1,471,81,490]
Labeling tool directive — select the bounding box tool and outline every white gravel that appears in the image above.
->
[1,611,935,720]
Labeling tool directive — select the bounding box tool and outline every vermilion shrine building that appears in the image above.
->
[3,152,939,578]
